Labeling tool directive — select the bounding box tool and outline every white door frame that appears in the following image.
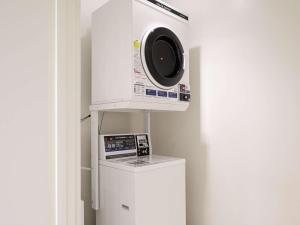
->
[49,0,81,224]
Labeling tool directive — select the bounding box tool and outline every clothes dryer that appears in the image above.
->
[91,0,190,111]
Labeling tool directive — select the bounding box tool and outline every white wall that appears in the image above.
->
[0,1,51,224]
[152,0,300,225]
[81,0,300,225]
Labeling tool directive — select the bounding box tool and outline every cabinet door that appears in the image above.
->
[135,164,186,225]
[98,166,120,225]
[120,171,135,225]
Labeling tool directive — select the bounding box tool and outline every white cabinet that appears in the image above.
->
[97,156,186,225]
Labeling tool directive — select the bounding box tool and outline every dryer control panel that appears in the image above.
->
[99,133,151,160]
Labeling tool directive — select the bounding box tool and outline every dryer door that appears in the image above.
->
[141,27,185,90]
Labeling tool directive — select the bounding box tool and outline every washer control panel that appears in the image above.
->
[136,134,150,156]
[99,133,151,160]
[104,135,136,152]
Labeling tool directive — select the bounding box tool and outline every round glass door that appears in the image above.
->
[141,27,185,89]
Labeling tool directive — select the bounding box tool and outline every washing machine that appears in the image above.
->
[91,0,190,111]
[96,133,186,225]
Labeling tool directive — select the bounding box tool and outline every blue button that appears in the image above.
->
[157,91,167,97]
[168,92,178,98]
[146,89,157,96]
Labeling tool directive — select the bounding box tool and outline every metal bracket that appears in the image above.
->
[91,111,99,210]
[91,110,151,210]
[144,111,151,134]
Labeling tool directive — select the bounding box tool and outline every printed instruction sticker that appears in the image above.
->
[134,83,145,95]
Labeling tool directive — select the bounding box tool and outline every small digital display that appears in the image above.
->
[104,135,136,152]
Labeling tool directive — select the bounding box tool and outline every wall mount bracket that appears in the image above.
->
[90,109,151,210]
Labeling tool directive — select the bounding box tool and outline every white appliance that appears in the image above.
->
[91,0,190,111]
[96,133,186,225]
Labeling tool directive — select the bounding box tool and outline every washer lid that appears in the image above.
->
[115,155,177,167]
[100,155,185,171]
[141,27,185,89]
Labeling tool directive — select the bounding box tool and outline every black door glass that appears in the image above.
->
[152,38,177,77]
[144,27,184,87]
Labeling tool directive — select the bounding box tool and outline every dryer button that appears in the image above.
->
[168,92,178,98]
[158,91,167,97]
[146,89,157,96]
